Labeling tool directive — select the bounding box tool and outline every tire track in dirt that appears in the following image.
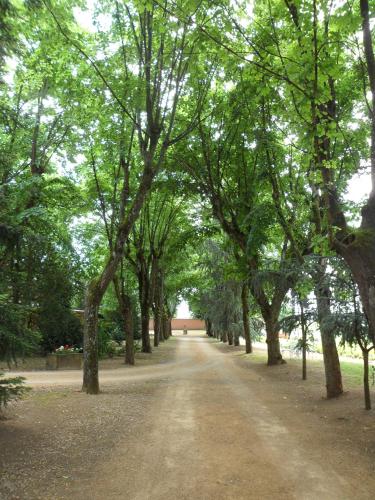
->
[81,335,355,499]
[6,334,375,500]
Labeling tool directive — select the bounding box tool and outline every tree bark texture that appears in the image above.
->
[241,283,252,353]
[254,286,285,365]
[206,319,213,337]
[138,269,152,353]
[151,258,160,347]
[161,310,169,340]
[363,349,371,410]
[301,305,307,381]
[228,331,233,345]
[82,282,101,394]
[264,317,284,365]
[168,318,172,337]
[157,269,165,343]
[314,271,343,398]
[114,277,135,366]
[153,313,160,347]
[123,294,135,365]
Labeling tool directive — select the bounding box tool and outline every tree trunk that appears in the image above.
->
[158,271,165,342]
[82,160,160,393]
[30,81,48,176]
[152,264,165,345]
[82,282,101,394]
[161,310,169,340]
[221,330,228,343]
[151,259,160,347]
[206,319,213,337]
[11,242,21,306]
[234,330,240,346]
[113,277,135,366]
[339,0,375,342]
[138,271,151,353]
[319,1,375,347]
[228,330,233,345]
[251,278,286,365]
[123,294,134,365]
[168,317,172,337]
[153,312,160,347]
[265,317,284,365]
[141,301,151,353]
[363,349,371,410]
[301,312,307,381]
[338,248,375,345]
[314,269,343,398]
[241,283,252,353]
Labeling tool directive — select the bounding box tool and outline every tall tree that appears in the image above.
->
[47,0,206,393]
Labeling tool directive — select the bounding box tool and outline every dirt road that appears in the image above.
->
[2,333,375,499]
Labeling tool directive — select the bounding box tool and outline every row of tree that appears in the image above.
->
[1,0,375,409]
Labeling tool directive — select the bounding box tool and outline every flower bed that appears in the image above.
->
[46,346,83,370]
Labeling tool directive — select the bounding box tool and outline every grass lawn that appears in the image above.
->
[340,360,369,387]
[239,345,371,389]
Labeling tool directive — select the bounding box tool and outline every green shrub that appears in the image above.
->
[36,260,83,354]
[38,307,83,354]
[134,340,142,352]
[0,304,41,366]
[0,372,30,409]
[105,340,119,358]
